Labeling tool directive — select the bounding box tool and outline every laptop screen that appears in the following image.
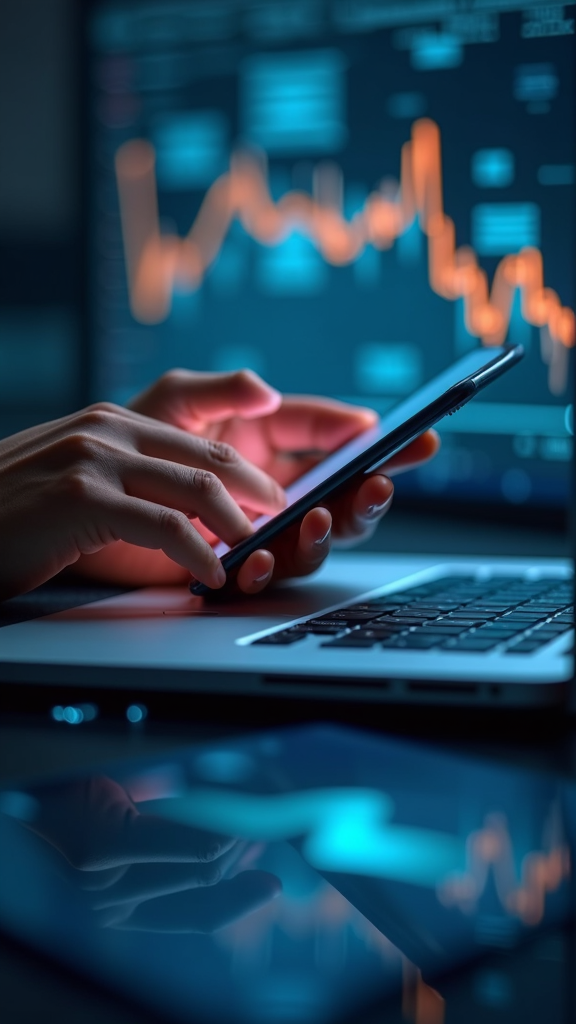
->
[0,724,574,1023]
[84,0,575,512]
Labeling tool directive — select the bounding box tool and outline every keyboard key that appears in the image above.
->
[321,636,378,648]
[385,615,434,625]
[476,628,519,640]
[306,618,360,629]
[390,635,444,649]
[253,632,307,645]
[381,636,440,649]
[290,624,346,635]
[443,618,486,628]
[352,622,405,630]
[416,624,467,636]
[504,640,545,654]
[534,624,572,636]
[442,637,500,651]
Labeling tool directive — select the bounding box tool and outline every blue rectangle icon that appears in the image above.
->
[241,49,347,153]
[152,111,228,189]
[355,343,423,395]
[472,203,540,255]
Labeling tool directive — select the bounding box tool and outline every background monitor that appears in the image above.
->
[84,0,575,512]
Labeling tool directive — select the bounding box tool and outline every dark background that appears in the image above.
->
[0,0,81,439]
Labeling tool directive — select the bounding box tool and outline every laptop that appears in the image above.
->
[0,724,574,1022]
[0,0,573,707]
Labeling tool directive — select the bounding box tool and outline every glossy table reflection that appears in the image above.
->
[0,723,574,1024]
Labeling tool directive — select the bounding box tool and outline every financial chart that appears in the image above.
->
[87,0,575,508]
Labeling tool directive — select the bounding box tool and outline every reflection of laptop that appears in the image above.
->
[0,0,573,707]
[1,725,574,1023]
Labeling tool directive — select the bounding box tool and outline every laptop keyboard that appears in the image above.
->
[252,574,573,654]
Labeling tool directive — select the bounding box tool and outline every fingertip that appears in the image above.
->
[237,549,275,594]
[212,562,227,589]
[300,507,332,556]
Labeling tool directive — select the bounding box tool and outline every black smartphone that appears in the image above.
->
[190,344,524,596]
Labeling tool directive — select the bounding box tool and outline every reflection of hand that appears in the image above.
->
[75,369,439,593]
[24,776,280,933]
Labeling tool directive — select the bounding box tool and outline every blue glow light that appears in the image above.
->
[241,50,347,153]
[153,111,228,189]
[126,704,147,723]
[411,34,463,71]
[257,233,327,293]
[144,787,465,887]
[472,202,540,255]
[355,342,423,395]
[471,149,515,189]
[195,750,255,783]
[63,706,84,725]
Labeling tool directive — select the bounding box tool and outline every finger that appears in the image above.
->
[92,856,237,908]
[101,494,227,589]
[114,871,281,933]
[269,507,332,582]
[331,475,394,544]
[129,369,282,429]
[122,456,255,549]
[264,397,378,453]
[133,424,286,515]
[236,549,275,595]
[378,429,440,476]
[96,812,238,867]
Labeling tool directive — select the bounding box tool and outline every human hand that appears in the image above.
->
[0,402,285,599]
[18,775,280,933]
[75,369,438,592]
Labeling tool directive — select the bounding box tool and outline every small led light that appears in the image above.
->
[51,706,65,722]
[126,704,147,724]
[63,706,84,725]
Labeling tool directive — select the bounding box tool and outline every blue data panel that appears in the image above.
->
[88,0,575,511]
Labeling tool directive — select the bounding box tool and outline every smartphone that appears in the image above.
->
[190,344,524,596]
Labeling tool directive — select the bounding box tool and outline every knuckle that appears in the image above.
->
[233,367,258,388]
[191,468,221,500]
[157,368,187,394]
[80,402,121,429]
[59,431,100,462]
[207,440,239,466]
[59,466,96,505]
[158,507,190,537]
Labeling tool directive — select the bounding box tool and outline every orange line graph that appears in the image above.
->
[436,805,571,927]
[115,118,574,393]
